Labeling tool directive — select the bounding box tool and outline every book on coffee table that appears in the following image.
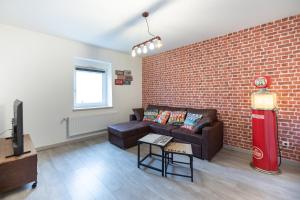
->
[164,142,193,155]
[138,133,173,147]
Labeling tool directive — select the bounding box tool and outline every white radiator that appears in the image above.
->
[63,111,118,138]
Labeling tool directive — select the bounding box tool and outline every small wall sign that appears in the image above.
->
[124,70,131,76]
[115,79,124,85]
[115,70,133,86]
[124,80,131,85]
[115,70,124,75]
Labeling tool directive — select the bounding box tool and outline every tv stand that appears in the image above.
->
[5,150,31,158]
[0,134,37,192]
[4,136,31,158]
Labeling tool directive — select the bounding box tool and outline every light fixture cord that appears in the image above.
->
[144,17,156,37]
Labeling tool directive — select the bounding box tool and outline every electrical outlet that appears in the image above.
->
[282,141,290,147]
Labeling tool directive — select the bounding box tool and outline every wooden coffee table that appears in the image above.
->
[137,133,173,176]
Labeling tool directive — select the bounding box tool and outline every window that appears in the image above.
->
[74,58,112,110]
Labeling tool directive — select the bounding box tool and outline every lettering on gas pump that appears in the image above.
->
[252,114,264,119]
[254,76,270,88]
[253,146,263,159]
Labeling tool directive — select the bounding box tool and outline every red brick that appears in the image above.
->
[142,14,300,161]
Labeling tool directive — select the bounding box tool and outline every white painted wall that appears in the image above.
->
[0,24,142,148]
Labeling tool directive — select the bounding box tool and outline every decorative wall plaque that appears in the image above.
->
[115,79,124,85]
[115,70,133,86]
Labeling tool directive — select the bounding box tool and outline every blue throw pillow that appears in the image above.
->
[181,113,203,130]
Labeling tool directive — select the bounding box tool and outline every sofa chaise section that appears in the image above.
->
[108,121,149,149]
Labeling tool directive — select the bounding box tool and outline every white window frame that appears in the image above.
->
[73,57,112,110]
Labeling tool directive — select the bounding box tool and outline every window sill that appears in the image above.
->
[73,106,113,111]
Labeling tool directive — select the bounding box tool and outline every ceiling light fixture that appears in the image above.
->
[131,12,162,57]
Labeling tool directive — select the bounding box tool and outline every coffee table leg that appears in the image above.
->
[162,148,164,176]
[190,155,193,182]
[165,152,168,177]
[137,143,140,168]
[149,144,152,157]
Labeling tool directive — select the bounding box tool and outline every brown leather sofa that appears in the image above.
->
[108,105,223,161]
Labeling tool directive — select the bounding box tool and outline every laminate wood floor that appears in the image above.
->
[1,135,299,200]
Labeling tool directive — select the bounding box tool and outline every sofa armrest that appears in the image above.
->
[132,108,144,121]
[201,121,223,161]
[192,118,211,134]
[129,114,137,121]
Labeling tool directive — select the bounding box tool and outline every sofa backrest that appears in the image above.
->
[146,104,168,111]
[187,108,217,124]
[146,104,185,111]
[146,105,217,124]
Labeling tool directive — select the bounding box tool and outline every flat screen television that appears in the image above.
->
[12,99,24,156]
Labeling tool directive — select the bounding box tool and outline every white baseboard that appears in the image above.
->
[36,134,300,168]
[224,144,251,154]
[36,131,108,152]
[223,144,300,167]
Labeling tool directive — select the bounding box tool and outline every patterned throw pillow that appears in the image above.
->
[143,109,159,122]
[168,111,187,125]
[181,113,203,130]
[154,111,171,125]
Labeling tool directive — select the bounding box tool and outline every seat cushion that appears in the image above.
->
[108,121,149,138]
[171,128,203,145]
[149,123,178,136]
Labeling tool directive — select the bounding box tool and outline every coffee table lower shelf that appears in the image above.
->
[164,152,194,182]
[138,143,166,176]
[137,133,173,177]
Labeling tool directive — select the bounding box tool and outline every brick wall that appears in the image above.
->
[142,15,300,161]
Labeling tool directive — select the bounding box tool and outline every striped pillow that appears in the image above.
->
[143,109,159,122]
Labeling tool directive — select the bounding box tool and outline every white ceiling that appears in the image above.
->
[0,0,300,55]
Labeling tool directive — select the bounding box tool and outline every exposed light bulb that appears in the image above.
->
[137,47,142,54]
[149,42,155,50]
[156,39,162,48]
[142,45,148,54]
[131,49,136,57]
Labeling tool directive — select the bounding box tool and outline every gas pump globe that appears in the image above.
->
[251,89,277,110]
[250,76,280,174]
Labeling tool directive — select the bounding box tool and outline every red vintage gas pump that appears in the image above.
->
[250,76,281,174]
